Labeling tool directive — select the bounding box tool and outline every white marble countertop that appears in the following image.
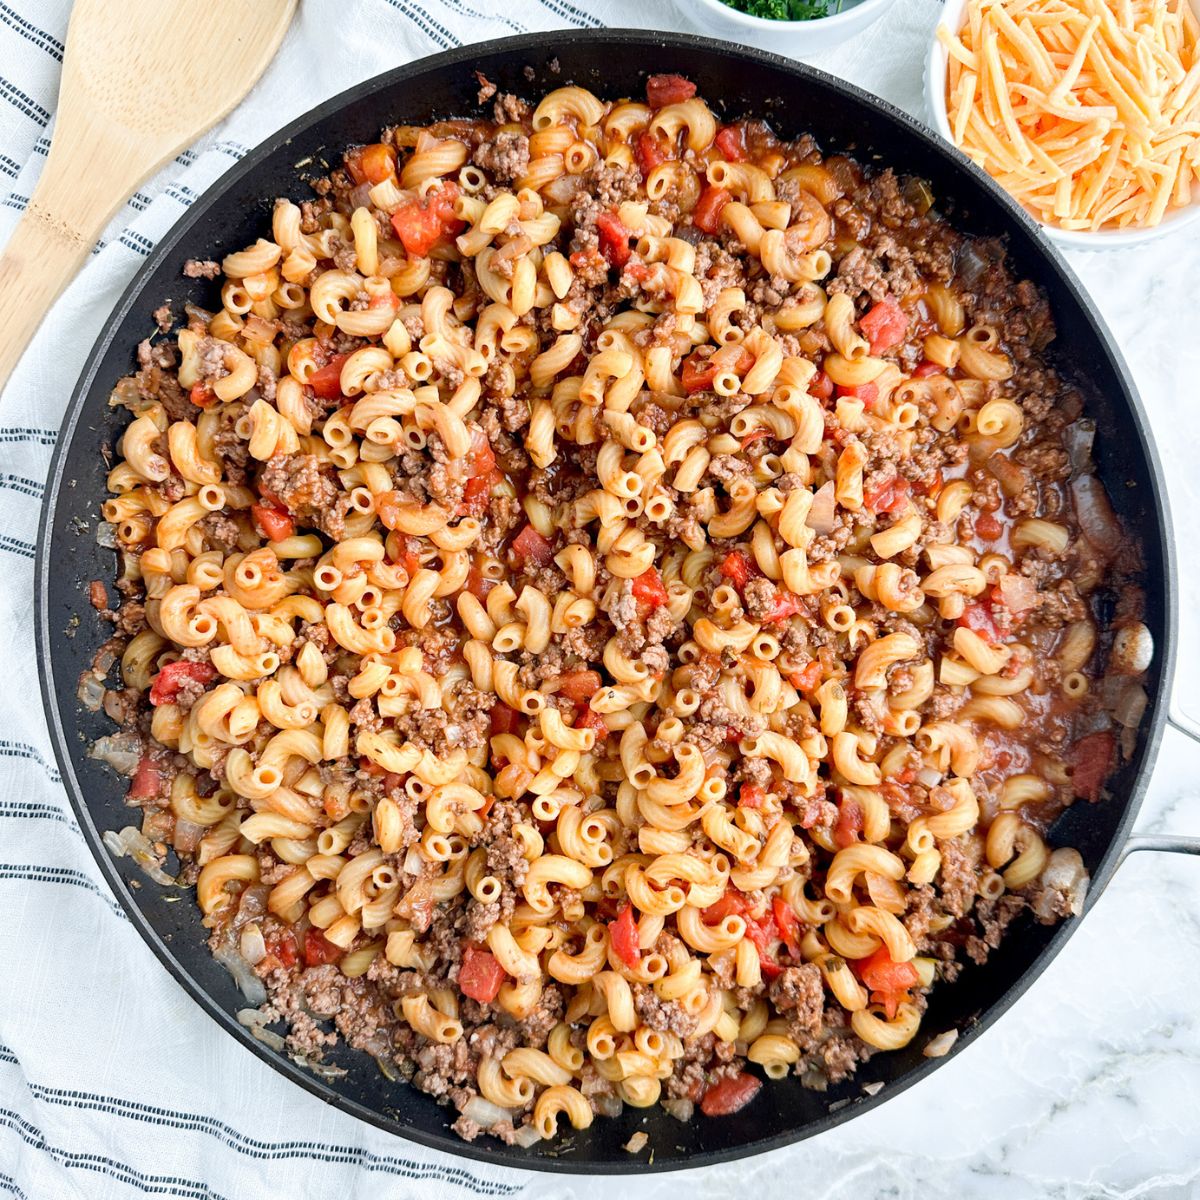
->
[528,2,1200,1196]
[2,1,1194,1195]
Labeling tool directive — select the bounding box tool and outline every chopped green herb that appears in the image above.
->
[718,0,845,18]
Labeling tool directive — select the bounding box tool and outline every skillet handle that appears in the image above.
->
[1126,712,1200,861]
[1120,835,1200,863]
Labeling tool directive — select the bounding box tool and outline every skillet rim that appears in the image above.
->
[33,27,1175,1175]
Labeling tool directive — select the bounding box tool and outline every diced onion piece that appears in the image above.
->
[1110,623,1153,676]
[998,573,1037,614]
[1070,474,1122,558]
[661,1097,694,1122]
[461,1096,513,1130]
[293,1055,348,1081]
[173,818,205,855]
[916,767,943,788]
[102,825,176,886]
[236,1007,271,1029]
[806,481,837,535]
[1034,848,1089,920]
[250,1026,286,1052]
[89,733,143,776]
[213,941,269,1005]
[513,1123,544,1148]
[240,923,267,966]
[591,1093,623,1119]
[923,1029,958,1058]
[1113,681,1148,730]
[78,673,106,712]
[95,521,119,549]
[1065,420,1095,477]
[987,452,1028,500]
[624,1131,649,1154]
[861,1081,884,1097]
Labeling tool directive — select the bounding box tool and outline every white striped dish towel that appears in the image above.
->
[13,0,1154,1198]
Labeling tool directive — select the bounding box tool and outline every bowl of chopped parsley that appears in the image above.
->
[685,0,899,55]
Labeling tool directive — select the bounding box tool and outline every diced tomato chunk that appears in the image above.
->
[957,602,1002,646]
[738,783,765,810]
[635,130,667,178]
[189,382,217,409]
[556,670,602,703]
[692,185,731,235]
[912,359,942,378]
[858,945,920,992]
[631,567,669,608]
[789,660,823,693]
[758,955,783,980]
[700,1071,762,1117]
[976,511,1004,541]
[149,660,216,707]
[268,931,299,969]
[740,429,770,449]
[860,297,909,354]
[772,896,804,959]
[763,590,803,623]
[308,353,350,401]
[251,502,295,542]
[863,475,910,515]
[833,796,864,849]
[609,902,641,969]
[596,211,633,268]
[464,560,494,600]
[714,124,747,161]
[391,203,444,258]
[702,887,748,924]
[740,911,776,957]
[511,524,554,566]
[390,183,462,258]
[458,472,494,517]
[490,705,521,736]
[345,142,397,185]
[719,550,754,591]
[458,944,508,1003]
[129,756,161,799]
[303,928,343,967]
[466,426,496,478]
[810,369,834,401]
[646,73,697,109]
[1071,730,1115,803]
[836,380,879,408]
[685,345,753,394]
[576,706,610,741]
[682,352,719,394]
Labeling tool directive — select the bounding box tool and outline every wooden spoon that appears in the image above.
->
[0,0,296,393]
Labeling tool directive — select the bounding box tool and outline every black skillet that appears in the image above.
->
[34,29,1200,1175]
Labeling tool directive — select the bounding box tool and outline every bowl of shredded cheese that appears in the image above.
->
[925,0,1200,248]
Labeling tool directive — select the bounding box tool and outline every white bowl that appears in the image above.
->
[683,0,899,57]
[925,0,1200,250]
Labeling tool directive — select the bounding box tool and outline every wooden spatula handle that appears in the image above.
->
[0,0,295,395]
[0,200,95,390]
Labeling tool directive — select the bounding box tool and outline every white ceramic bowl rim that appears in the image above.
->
[692,0,896,30]
[924,0,1200,249]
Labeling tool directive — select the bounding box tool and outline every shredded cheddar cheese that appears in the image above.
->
[940,0,1200,230]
